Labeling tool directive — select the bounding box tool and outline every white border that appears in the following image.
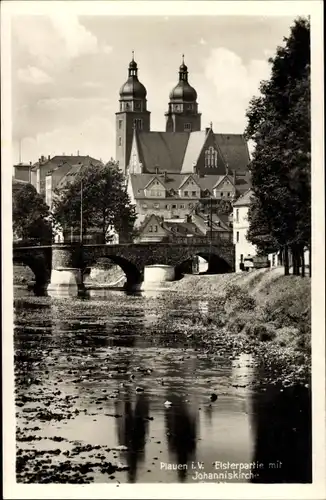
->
[2,2,325,499]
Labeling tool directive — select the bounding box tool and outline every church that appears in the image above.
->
[116,54,251,226]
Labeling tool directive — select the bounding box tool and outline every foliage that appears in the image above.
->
[52,161,137,242]
[13,183,52,243]
[245,18,311,270]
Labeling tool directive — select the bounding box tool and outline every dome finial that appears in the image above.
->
[182,54,184,64]
[132,50,134,61]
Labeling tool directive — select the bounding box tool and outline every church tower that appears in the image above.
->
[165,56,201,133]
[116,54,150,174]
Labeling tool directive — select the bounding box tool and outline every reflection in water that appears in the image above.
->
[251,383,312,483]
[115,390,150,482]
[165,396,197,482]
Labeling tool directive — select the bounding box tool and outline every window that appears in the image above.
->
[153,203,160,209]
[180,204,185,209]
[148,226,153,232]
[227,192,230,197]
[118,120,123,130]
[154,226,158,232]
[236,209,239,222]
[172,204,177,209]
[236,231,239,243]
[220,192,224,197]
[184,191,189,196]
[118,137,122,146]
[149,190,163,197]
[133,118,143,130]
[165,204,171,209]
[184,123,192,131]
[240,254,243,262]
[142,203,148,209]
[191,191,197,197]
[205,146,218,168]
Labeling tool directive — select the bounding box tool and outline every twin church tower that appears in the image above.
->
[115,53,201,174]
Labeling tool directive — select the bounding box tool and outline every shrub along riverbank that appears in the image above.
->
[170,268,311,386]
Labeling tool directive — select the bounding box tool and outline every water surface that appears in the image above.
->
[14,287,311,484]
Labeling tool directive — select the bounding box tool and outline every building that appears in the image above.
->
[30,155,103,201]
[136,212,232,243]
[116,55,251,227]
[232,189,257,272]
[13,163,33,183]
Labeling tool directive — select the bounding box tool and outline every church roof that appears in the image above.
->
[134,131,250,175]
[136,132,189,173]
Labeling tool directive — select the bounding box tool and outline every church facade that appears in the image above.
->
[116,55,251,226]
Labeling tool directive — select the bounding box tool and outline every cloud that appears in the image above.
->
[17,66,53,85]
[102,44,113,54]
[82,81,104,89]
[203,47,271,130]
[13,15,99,71]
[50,14,98,58]
[20,115,115,163]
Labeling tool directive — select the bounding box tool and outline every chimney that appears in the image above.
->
[41,155,45,162]
[155,165,159,174]
[48,155,51,161]
[205,127,210,134]
[192,162,197,174]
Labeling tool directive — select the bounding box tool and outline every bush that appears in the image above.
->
[224,285,256,313]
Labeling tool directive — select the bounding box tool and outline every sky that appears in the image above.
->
[11,13,296,164]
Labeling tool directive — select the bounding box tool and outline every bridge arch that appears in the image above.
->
[175,250,232,279]
[13,253,51,291]
[83,254,143,287]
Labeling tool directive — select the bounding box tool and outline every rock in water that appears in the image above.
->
[164,400,172,408]
[210,393,218,402]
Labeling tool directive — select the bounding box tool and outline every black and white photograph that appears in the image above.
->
[2,1,325,498]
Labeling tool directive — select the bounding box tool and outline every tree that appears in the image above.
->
[52,161,137,243]
[13,182,52,243]
[245,18,310,276]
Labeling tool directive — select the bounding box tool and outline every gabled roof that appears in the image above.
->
[233,188,253,207]
[136,132,189,173]
[143,175,166,190]
[129,173,250,199]
[31,155,102,172]
[213,174,235,190]
[178,173,201,190]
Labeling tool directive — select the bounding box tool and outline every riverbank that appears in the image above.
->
[169,268,311,386]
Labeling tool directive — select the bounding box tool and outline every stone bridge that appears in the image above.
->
[13,241,235,291]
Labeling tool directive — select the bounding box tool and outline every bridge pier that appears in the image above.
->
[141,265,175,290]
[48,245,84,295]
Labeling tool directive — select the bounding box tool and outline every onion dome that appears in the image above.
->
[119,52,147,100]
[169,55,197,102]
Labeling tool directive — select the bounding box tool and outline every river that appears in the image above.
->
[14,286,312,484]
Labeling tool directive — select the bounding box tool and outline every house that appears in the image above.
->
[136,212,232,244]
[232,189,257,272]
[30,155,103,200]
[13,163,33,183]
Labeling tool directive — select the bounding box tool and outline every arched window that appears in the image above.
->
[205,147,218,168]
